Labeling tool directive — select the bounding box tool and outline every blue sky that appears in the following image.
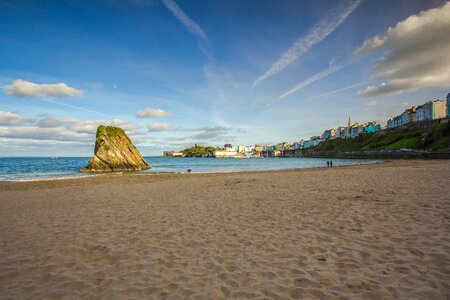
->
[1,0,449,156]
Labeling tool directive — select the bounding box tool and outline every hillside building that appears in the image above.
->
[447,93,450,117]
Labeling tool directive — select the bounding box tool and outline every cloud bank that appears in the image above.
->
[0,111,145,143]
[35,117,74,128]
[356,2,450,97]
[148,123,171,132]
[253,0,361,88]
[0,111,29,126]
[67,119,144,136]
[135,108,173,118]
[3,79,83,98]
[162,0,208,41]
[0,127,92,142]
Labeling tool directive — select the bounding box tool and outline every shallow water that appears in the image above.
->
[0,157,380,181]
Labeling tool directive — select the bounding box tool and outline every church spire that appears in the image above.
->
[347,117,352,138]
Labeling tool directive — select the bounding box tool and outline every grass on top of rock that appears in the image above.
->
[313,122,450,152]
[96,125,130,141]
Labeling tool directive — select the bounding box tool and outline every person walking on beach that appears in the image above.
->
[327,161,330,167]
[330,161,333,168]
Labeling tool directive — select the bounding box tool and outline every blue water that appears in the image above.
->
[0,157,380,181]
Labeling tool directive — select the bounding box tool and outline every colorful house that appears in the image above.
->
[322,129,336,140]
[364,124,381,134]
[336,126,347,138]
[431,100,446,119]
[401,107,416,125]
[447,93,450,117]
[416,101,433,121]
[387,118,395,128]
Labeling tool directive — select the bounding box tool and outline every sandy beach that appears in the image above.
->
[0,160,449,299]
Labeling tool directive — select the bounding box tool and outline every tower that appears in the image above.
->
[347,117,351,138]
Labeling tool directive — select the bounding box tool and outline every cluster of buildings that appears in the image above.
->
[162,151,183,157]
[213,144,239,158]
[387,97,448,128]
[164,93,450,157]
[249,93,449,155]
[251,119,383,154]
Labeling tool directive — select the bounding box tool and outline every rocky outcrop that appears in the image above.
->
[81,125,150,172]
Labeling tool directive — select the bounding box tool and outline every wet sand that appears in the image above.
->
[0,160,449,299]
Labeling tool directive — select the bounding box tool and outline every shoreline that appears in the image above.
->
[0,158,384,183]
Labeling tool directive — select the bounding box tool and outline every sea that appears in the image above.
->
[0,157,381,182]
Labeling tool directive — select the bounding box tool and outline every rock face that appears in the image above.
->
[81,125,150,172]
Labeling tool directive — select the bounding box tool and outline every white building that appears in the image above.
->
[213,150,238,158]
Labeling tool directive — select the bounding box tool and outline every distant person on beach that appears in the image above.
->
[330,161,333,168]
[327,161,330,167]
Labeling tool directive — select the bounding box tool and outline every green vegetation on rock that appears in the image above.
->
[182,145,217,157]
[96,125,128,140]
[313,122,450,152]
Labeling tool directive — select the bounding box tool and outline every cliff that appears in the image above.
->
[81,125,150,172]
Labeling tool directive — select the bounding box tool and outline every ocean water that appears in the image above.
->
[0,157,380,181]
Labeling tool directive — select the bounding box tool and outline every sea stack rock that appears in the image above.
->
[81,125,150,172]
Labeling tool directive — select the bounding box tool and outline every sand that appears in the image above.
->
[0,160,449,299]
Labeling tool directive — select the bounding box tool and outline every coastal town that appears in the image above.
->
[164,93,450,158]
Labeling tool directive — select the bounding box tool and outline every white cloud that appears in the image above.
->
[135,108,173,118]
[66,120,100,133]
[35,117,74,128]
[0,138,88,147]
[148,123,171,132]
[175,125,228,133]
[162,0,208,41]
[146,124,234,141]
[166,126,235,142]
[0,111,147,151]
[0,127,91,142]
[356,2,450,97]
[253,0,361,88]
[0,111,29,126]
[67,119,144,136]
[191,131,234,141]
[278,61,344,100]
[3,79,83,98]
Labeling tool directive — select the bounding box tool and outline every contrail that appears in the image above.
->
[307,81,369,100]
[39,98,108,117]
[162,0,208,42]
[162,0,213,61]
[252,0,362,88]
[278,62,344,100]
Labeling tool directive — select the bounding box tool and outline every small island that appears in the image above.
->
[81,125,150,172]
